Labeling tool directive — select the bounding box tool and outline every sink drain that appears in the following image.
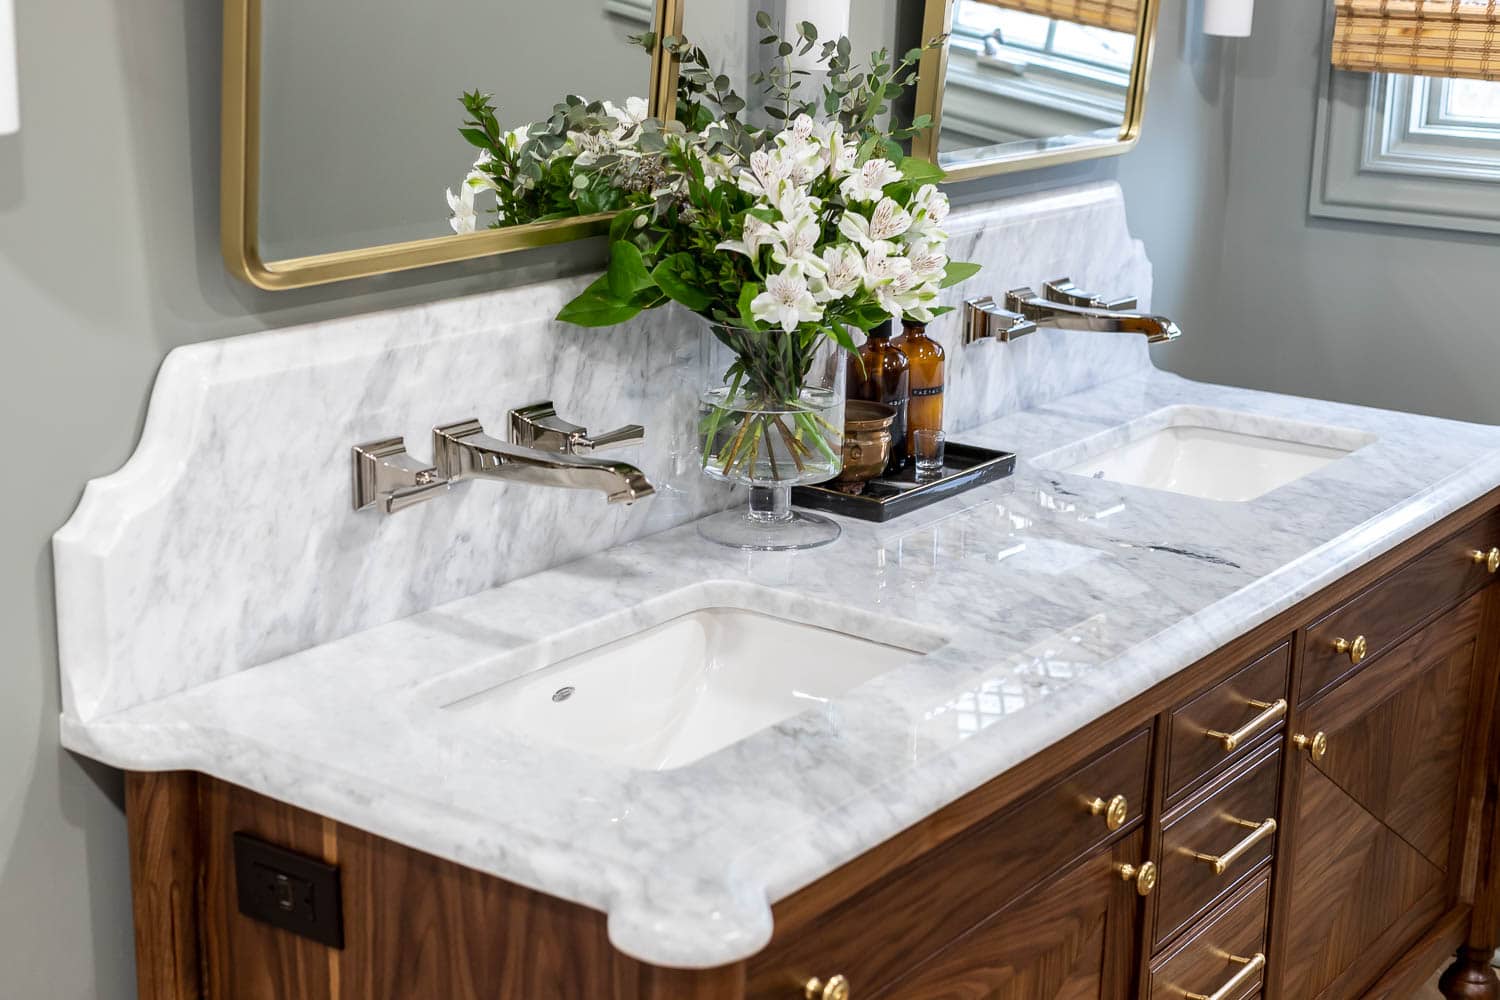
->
[552,686,575,703]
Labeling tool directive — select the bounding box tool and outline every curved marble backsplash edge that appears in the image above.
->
[53,180,1156,722]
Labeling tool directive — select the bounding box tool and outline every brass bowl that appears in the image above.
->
[836,401,898,485]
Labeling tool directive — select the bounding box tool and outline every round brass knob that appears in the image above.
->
[1472,548,1500,574]
[805,974,850,1000]
[1332,635,1367,665]
[1118,861,1158,897]
[1089,794,1129,831]
[1294,731,1329,763]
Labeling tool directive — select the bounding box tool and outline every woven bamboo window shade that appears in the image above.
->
[969,0,1140,35]
[1332,0,1500,81]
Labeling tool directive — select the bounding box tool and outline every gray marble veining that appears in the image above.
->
[55,180,1500,970]
[52,181,1152,724]
[58,369,1500,968]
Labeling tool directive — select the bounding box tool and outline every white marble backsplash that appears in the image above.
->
[54,181,1153,722]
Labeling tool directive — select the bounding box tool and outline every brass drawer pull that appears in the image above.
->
[1294,731,1329,763]
[1088,794,1129,831]
[1472,548,1500,574]
[804,975,850,1000]
[1118,860,1158,896]
[1332,634,1368,664]
[1183,953,1266,1000]
[1187,817,1277,875]
[1205,698,1287,752]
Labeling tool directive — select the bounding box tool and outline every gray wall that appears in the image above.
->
[1161,0,1500,425]
[0,1,1226,997]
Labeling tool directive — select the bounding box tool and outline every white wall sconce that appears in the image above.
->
[1204,0,1254,37]
[0,0,17,135]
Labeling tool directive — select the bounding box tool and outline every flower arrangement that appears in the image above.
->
[453,17,980,545]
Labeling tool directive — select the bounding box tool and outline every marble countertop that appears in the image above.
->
[62,368,1500,969]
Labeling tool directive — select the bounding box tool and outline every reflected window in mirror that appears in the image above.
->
[911,0,1155,180]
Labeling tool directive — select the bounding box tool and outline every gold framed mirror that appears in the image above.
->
[221,0,684,290]
[909,0,1160,183]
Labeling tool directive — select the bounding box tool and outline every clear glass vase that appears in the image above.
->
[696,323,847,551]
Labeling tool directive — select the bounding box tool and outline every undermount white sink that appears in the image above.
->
[1037,406,1376,502]
[442,608,927,771]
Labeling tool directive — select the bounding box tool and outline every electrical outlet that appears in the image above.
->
[232,832,344,948]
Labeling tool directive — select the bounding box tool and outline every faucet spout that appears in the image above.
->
[1003,280,1183,344]
[1021,303,1182,343]
[434,420,655,504]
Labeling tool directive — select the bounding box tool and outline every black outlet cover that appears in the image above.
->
[232,831,344,949]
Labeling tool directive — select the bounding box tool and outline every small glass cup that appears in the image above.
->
[913,428,946,483]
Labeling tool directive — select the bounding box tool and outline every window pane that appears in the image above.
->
[1049,22,1135,69]
[953,1,1052,50]
[1444,78,1500,123]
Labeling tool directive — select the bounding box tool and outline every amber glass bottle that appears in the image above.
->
[894,319,944,455]
[848,320,910,471]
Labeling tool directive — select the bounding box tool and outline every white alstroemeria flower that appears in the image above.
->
[812,120,857,179]
[771,184,822,225]
[503,124,532,153]
[838,200,911,250]
[868,198,913,241]
[862,241,914,290]
[840,157,903,203]
[817,245,866,301]
[716,213,780,260]
[738,149,791,201]
[603,96,650,144]
[897,281,943,323]
[446,182,478,235]
[771,213,824,271]
[784,114,817,145]
[909,183,951,239]
[752,271,824,333]
[906,239,949,283]
[464,168,500,194]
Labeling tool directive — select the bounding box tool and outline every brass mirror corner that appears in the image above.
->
[909,0,1161,183]
[220,0,685,291]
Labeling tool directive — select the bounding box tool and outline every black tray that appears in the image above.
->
[791,442,1016,522]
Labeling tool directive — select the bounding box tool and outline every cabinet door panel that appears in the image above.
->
[877,832,1142,1000]
[1280,597,1481,1000]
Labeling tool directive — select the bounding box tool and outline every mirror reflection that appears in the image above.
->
[934,0,1139,170]
[257,0,661,259]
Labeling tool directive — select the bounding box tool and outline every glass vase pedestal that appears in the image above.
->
[697,484,841,551]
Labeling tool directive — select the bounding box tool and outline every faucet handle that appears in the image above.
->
[963,296,1038,345]
[509,401,645,455]
[352,437,449,514]
[576,423,646,453]
[1041,277,1138,312]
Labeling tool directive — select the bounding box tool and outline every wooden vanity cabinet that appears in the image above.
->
[124,491,1500,1000]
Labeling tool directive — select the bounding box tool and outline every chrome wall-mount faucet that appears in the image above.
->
[352,401,654,514]
[963,277,1182,345]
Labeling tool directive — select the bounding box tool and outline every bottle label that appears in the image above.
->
[911,385,944,397]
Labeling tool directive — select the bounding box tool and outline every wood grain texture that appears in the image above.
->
[747,730,1150,999]
[1154,743,1281,950]
[125,771,204,1000]
[874,832,1145,1000]
[1165,643,1290,805]
[1280,598,1483,1000]
[118,493,1500,1000]
[1148,872,1269,1000]
[1300,509,1500,703]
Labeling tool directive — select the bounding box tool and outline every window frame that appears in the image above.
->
[1310,7,1500,235]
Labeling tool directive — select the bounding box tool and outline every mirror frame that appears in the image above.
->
[908,0,1161,183]
[221,0,685,290]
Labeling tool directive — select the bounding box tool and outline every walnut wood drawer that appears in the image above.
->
[1300,509,1500,702]
[1149,873,1270,1000]
[745,728,1151,1000]
[1165,643,1290,803]
[1154,742,1280,950]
